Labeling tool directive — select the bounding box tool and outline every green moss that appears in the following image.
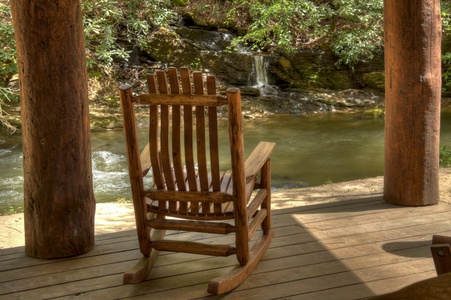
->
[440,145,451,167]
[362,72,385,91]
[319,99,337,106]
[325,73,353,90]
[103,96,120,107]
[89,117,123,131]
[277,57,292,71]
[1,205,23,216]
[172,0,190,6]
[364,108,385,118]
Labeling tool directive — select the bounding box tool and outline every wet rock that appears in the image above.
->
[268,49,384,91]
[238,88,386,117]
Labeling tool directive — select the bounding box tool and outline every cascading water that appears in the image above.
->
[252,54,279,96]
[252,55,268,86]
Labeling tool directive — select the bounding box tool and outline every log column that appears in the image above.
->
[10,0,96,257]
[384,0,441,205]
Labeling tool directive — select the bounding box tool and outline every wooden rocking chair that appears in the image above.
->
[119,67,275,294]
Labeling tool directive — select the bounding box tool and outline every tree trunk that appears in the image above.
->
[384,0,441,206]
[10,0,96,257]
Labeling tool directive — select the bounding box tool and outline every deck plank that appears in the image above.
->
[1,195,451,299]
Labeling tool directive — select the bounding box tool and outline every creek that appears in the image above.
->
[1,108,451,214]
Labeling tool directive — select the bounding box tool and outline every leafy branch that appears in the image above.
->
[0,87,17,134]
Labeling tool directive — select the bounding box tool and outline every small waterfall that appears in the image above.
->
[251,54,278,96]
[252,55,268,86]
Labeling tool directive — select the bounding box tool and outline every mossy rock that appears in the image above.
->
[364,108,385,118]
[142,28,201,67]
[277,57,292,71]
[177,0,244,30]
[239,87,260,97]
[271,50,356,90]
[89,116,123,131]
[299,69,353,90]
[362,72,385,91]
[200,51,253,86]
[323,72,354,90]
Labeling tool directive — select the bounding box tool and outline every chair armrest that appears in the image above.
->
[140,143,151,176]
[245,141,276,183]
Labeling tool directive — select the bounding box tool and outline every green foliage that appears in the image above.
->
[171,0,190,5]
[0,3,17,86]
[442,2,451,90]
[82,0,177,72]
[0,2,18,132]
[440,145,451,167]
[230,0,331,53]
[1,205,23,216]
[230,0,384,68]
[190,57,201,70]
[0,0,449,88]
[328,0,383,69]
[0,86,18,133]
[0,0,177,86]
[443,1,451,38]
[0,0,177,131]
[443,52,451,89]
[115,197,132,203]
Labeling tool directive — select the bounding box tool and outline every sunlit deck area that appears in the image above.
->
[1,174,451,299]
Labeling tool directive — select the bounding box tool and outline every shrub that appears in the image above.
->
[440,145,451,167]
[228,0,384,69]
[442,2,451,90]
[0,3,17,87]
[82,0,177,73]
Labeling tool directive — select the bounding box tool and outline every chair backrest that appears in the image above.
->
[120,67,245,220]
[147,67,223,193]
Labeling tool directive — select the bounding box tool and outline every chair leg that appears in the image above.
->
[123,228,165,284]
[431,235,451,276]
[207,229,275,295]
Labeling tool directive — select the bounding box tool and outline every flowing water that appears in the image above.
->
[1,110,451,214]
[252,55,269,86]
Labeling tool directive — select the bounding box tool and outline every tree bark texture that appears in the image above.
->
[384,0,441,205]
[10,0,96,257]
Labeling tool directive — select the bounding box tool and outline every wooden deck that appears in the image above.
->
[1,181,451,299]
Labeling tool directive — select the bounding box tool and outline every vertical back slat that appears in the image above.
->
[146,75,164,189]
[206,76,222,214]
[180,67,192,95]
[147,74,158,94]
[156,71,174,214]
[180,68,195,214]
[167,68,184,212]
[181,69,196,191]
[193,72,209,214]
[207,76,220,190]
